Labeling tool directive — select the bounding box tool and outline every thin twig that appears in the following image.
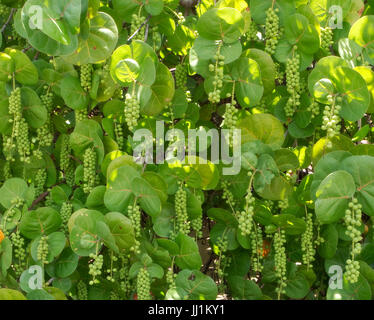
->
[1,8,15,33]
[22,46,32,53]
[144,23,149,42]
[127,15,151,42]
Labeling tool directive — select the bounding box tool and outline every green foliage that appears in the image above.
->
[0,0,373,301]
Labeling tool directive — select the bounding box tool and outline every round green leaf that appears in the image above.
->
[232,57,264,107]
[197,7,244,43]
[5,48,38,85]
[62,12,118,65]
[315,171,356,224]
[20,207,62,239]
[237,113,285,150]
[104,165,140,212]
[21,87,47,129]
[60,75,89,111]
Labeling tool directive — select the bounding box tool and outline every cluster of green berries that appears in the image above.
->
[130,14,146,40]
[250,226,264,273]
[15,118,31,163]
[175,182,190,235]
[344,198,362,283]
[275,62,285,83]
[37,89,54,153]
[36,123,53,150]
[119,264,132,298]
[106,253,118,283]
[320,27,334,52]
[176,12,185,24]
[60,135,75,186]
[246,19,258,41]
[3,161,11,180]
[322,97,341,139]
[60,201,73,234]
[166,268,176,289]
[175,63,187,90]
[301,213,316,270]
[9,88,22,118]
[251,232,264,273]
[274,230,287,295]
[37,235,49,264]
[8,88,31,163]
[88,253,104,285]
[0,4,10,18]
[41,89,53,110]
[191,216,203,238]
[314,223,325,246]
[151,26,161,49]
[265,7,280,55]
[83,148,97,194]
[307,100,320,119]
[124,92,140,132]
[130,239,141,255]
[278,198,289,210]
[128,204,141,238]
[80,64,92,92]
[221,180,235,208]
[77,281,88,300]
[114,119,124,150]
[223,96,238,130]
[75,108,88,122]
[285,53,301,117]
[216,236,231,279]
[2,207,15,227]
[34,169,47,196]
[208,45,225,104]
[2,197,23,227]
[137,268,151,300]
[217,235,228,253]
[238,186,255,237]
[10,230,27,276]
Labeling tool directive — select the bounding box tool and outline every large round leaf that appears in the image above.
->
[138,62,175,116]
[349,15,374,64]
[4,48,38,85]
[105,212,136,253]
[0,178,32,209]
[54,248,79,278]
[104,165,140,212]
[62,12,118,65]
[232,57,264,107]
[166,269,218,300]
[18,5,78,56]
[284,14,320,54]
[110,40,158,86]
[132,177,161,218]
[341,155,374,216]
[175,233,202,270]
[242,48,275,96]
[21,87,47,129]
[237,113,285,150]
[311,151,352,200]
[20,207,62,239]
[315,171,356,224]
[60,76,89,111]
[0,53,14,82]
[69,211,103,256]
[197,7,244,43]
[354,66,374,113]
